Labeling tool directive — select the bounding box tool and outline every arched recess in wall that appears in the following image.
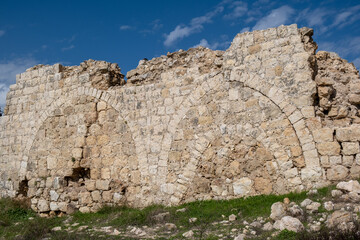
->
[20,86,141,208]
[160,73,321,204]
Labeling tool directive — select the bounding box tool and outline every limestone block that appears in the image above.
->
[356,154,360,165]
[97,135,110,146]
[312,128,333,143]
[47,157,57,170]
[233,177,253,196]
[74,136,85,148]
[343,155,354,167]
[327,165,348,180]
[284,168,298,178]
[320,156,330,168]
[301,106,315,118]
[58,202,68,212]
[289,110,303,124]
[291,146,302,157]
[301,167,322,181]
[97,101,107,111]
[342,142,360,155]
[102,191,112,202]
[293,156,305,168]
[50,202,59,211]
[114,192,123,203]
[101,168,111,179]
[37,199,49,212]
[50,190,59,201]
[91,191,101,202]
[254,177,272,194]
[72,148,83,160]
[79,206,90,213]
[329,156,342,165]
[85,180,96,191]
[350,165,360,178]
[336,126,360,142]
[316,142,340,155]
[79,192,92,205]
[96,180,110,190]
[349,94,360,105]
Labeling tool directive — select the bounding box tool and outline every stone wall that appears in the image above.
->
[1,24,360,214]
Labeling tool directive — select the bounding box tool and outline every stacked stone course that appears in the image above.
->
[0,24,360,214]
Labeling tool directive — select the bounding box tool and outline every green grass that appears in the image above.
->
[0,184,339,240]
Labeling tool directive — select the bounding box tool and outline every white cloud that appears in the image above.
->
[224,1,248,19]
[192,38,231,50]
[0,30,5,37]
[61,45,75,51]
[120,25,132,30]
[0,58,38,107]
[164,6,223,47]
[193,39,212,48]
[252,5,295,31]
[354,57,360,70]
[240,27,250,33]
[164,26,195,47]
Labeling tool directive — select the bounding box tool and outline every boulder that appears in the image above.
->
[324,201,334,211]
[300,198,312,207]
[274,216,304,233]
[306,202,321,212]
[263,222,273,231]
[183,230,194,238]
[326,210,352,229]
[288,204,303,217]
[229,214,237,221]
[270,202,286,220]
[234,234,245,240]
[336,180,360,193]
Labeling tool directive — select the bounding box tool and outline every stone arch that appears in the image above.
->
[160,73,321,204]
[18,86,141,212]
[19,86,137,178]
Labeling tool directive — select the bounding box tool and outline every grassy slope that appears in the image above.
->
[0,186,336,240]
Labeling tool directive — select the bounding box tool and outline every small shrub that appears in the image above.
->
[15,218,52,240]
[274,229,298,240]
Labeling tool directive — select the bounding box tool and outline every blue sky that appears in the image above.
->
[0,0,360,107]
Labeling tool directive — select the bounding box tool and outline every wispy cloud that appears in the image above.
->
[331,5,360,29]
[320,37,360,57]
[354,57,360,70]
[140,19,163,35]
[164,5,224,47]
[0,30,5,37]
[0,58,38,107]
[150,19,163,31]
[297,8,333,34]
[224,1,248,19]
[252,5,294,31]
[120,25,132,31]
[61,45,75,51]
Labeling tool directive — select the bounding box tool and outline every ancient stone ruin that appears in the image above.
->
[1,24,360,214]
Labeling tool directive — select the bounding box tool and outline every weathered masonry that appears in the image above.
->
[1,24,360,214]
